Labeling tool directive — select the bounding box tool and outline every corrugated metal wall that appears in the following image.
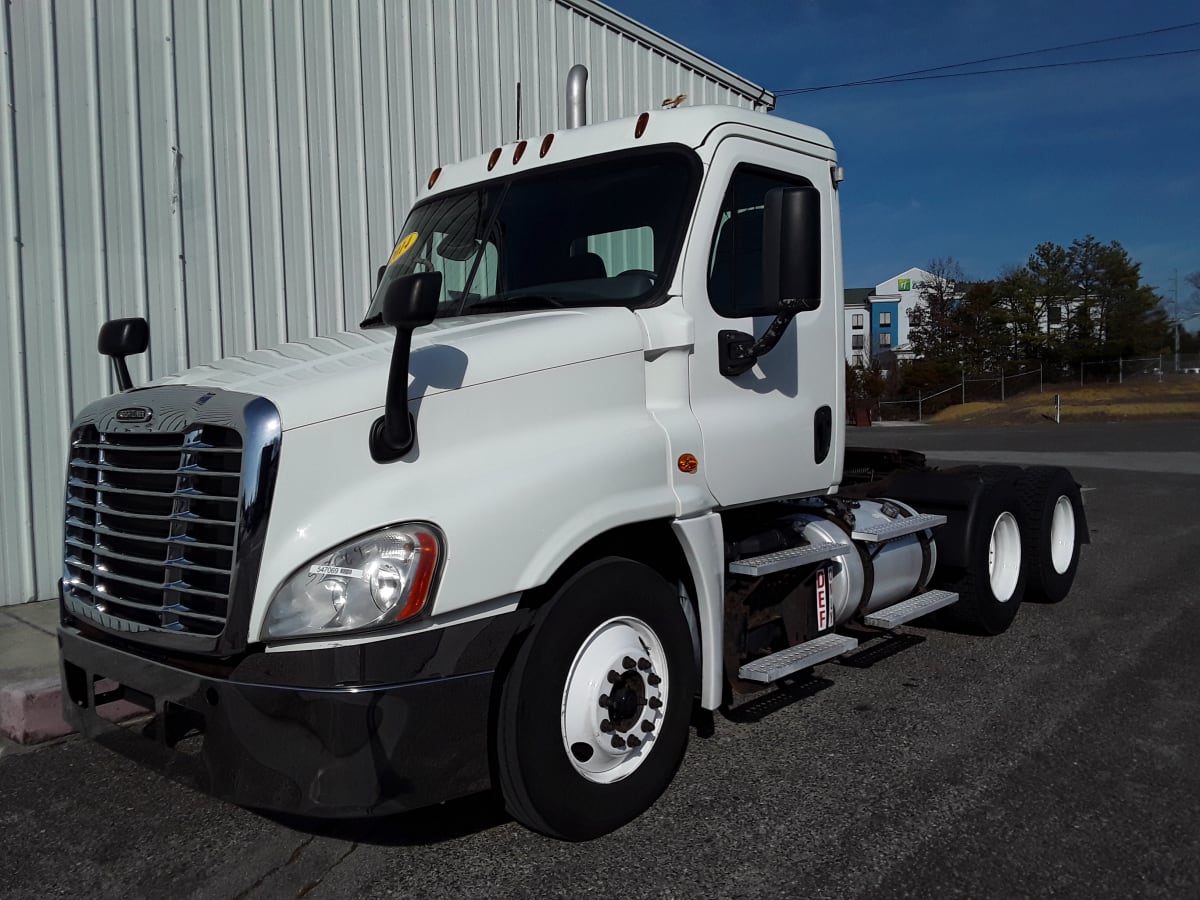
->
[0,0,772,607]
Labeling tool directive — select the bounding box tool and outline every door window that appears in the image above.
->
[707,166,814,319]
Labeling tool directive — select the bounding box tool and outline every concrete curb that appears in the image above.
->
[0,676,141,745]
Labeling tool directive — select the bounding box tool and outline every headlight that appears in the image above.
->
[264,524,442,639]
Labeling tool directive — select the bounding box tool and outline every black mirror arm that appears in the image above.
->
[110,356,134,392]
[370,326,417,462]
[718,298,814,377]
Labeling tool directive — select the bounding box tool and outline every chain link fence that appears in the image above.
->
[858,356,1200,424]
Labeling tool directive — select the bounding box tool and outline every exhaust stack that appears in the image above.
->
[566,64,588,129]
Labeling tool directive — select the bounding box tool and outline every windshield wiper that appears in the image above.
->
[462,294,566,313]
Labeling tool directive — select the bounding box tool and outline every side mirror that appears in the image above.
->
[97,317,150,391]
[371,272,442,462]
[763,185,822,312]
[719,186,823,377]
[381,271,440,330]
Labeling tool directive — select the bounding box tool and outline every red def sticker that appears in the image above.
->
[816,569,829,631]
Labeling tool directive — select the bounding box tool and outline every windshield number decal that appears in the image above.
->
[389,231,419,265]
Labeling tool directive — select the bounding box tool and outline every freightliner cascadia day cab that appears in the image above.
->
[58,69,1086,840]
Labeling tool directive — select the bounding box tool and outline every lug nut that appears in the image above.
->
[637,657,651,671]
[611,735,626,749]
[607,670,621,684]
[622,656,636,670]
[641,720,655,732]
[627,734,642,748]
[648,696,662,709]
[647,673,662,687]
[598,694,611,709]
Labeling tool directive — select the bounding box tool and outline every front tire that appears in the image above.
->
[496,557,695,840]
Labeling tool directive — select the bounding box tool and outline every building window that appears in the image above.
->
[1048,305,1062,325]
[879,311,892,326]
[852,313,863,329]
[878,333,892,348]
[852,334,864,349]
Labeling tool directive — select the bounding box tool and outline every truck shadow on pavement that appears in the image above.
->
[261,791,513,846]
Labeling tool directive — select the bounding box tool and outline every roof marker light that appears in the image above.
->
[634,112,649,139]
[487,147,502,171]
[540,133,554,158]
[513,140,528,164]
[427,167,442,189]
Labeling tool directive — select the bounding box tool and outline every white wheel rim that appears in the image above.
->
[988,511,1022,602]
[560,616,668,784]
[1049,495,1076,574]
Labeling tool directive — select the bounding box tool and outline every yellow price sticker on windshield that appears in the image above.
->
[389,231,419,265]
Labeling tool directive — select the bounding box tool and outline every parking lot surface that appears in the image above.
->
[2,421,1197,898]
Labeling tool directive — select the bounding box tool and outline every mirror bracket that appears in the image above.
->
[718,298,810,377]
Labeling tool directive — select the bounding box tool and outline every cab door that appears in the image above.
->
[682,137,842,507]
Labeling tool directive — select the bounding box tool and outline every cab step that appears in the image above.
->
[863,589,958,629]
[737,633,859,683]
[728,541,852,576]
[851,512,946,543]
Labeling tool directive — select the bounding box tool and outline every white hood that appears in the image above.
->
[148,307,647,430]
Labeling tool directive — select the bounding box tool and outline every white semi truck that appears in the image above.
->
[59,70,1086,840]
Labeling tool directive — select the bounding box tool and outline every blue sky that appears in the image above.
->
[607,1,1200,315]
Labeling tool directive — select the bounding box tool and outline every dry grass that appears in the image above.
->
[926,377,1200,426]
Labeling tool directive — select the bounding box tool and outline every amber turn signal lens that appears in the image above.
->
[677,453,698,473]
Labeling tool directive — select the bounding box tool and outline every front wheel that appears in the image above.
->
[496,558,695,840]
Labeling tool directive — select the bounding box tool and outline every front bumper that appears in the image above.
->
[59,616,524,818]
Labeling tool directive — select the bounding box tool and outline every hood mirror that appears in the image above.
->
[370,272,442,462]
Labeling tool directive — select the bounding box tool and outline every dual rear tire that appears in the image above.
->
[944,466,1085,633]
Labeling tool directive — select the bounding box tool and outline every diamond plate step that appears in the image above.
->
[728,541,852,577]
[863,590,959,629]
[851,512,947,543]
[737,633,859,683]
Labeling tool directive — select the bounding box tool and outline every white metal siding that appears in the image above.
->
[0,0,772,606]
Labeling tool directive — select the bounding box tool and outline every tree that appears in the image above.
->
[907,257,966,362]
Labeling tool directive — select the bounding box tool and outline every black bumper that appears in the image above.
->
[59,616,525,818]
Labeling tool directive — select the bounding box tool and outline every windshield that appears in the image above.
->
[362,147,699,325]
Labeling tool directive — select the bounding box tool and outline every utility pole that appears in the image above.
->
[1174,270,1180,374]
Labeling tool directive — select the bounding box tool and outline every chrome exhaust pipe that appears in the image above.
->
[566,64,588,129]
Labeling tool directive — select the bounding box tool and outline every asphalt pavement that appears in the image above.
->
[2,420,1198,898]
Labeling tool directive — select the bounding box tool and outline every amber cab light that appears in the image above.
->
[634,112,650,138]
[396,530,440,622]
[513,140,528,164]
[540,133,554,158]
[487,147,502,171]
[427,166,443,189]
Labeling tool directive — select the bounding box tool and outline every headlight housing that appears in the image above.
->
[264,523,442,640]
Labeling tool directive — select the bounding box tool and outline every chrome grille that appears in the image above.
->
[63,425,243,637]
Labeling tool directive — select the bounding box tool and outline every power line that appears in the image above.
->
[781,47,1200,93]
[774,21,1200,96]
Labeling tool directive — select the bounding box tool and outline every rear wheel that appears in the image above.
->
[1017,466,1085,603]
[496,557,695,840]
[941,481,1027,634]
